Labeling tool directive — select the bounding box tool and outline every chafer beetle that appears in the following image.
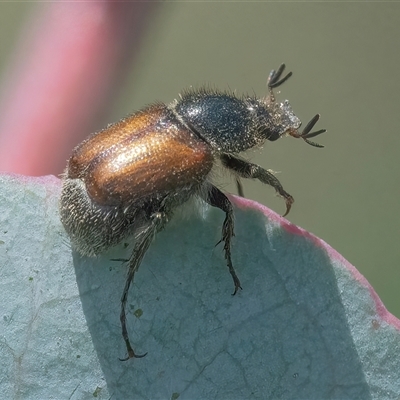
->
[59,64,325,360]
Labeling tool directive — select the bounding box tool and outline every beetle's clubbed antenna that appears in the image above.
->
[289,114,326,148]
[268,64,293,89]
[266,65,326,148]
[267,64,293,102]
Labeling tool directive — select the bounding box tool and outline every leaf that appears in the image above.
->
[1,174,399,400]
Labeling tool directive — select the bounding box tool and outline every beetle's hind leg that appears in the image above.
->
[119,211,167,361]
[202,184,242,296]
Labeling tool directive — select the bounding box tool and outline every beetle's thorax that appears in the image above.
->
[170,89,301,154]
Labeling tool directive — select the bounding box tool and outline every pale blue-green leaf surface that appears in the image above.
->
[0,174,399,400]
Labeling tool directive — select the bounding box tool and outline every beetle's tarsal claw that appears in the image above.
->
[282,196,294,217]
[119,350,148,362]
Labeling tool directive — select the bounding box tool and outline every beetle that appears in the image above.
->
[59,64,325,360]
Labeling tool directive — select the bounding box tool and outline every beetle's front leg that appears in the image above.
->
[221,154,294,217]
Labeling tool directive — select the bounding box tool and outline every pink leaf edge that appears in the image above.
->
[234,195,400,331]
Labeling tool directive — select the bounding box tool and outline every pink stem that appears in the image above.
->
[0,2,157,176]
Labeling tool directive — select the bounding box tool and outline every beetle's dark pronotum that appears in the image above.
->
[59,64,326,360]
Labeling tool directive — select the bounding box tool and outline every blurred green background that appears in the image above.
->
[1,3,399,318]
